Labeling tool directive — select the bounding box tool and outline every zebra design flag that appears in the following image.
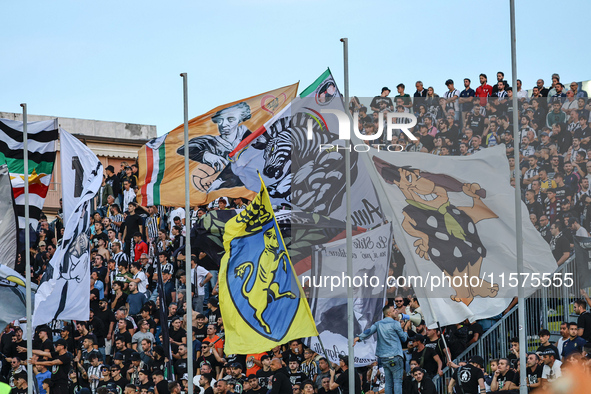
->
[137,83,298,207]
[0,118,58,230]
[33,129,102,327]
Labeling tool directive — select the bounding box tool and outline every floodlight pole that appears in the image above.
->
[180,73,194,394]
[340,37,356,392]
[509,2,527,393]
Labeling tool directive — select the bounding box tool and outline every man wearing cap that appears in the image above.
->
[136,366,152,392]
[13,372,29,394]
[409,335,442,380]
[540,349,562,387]
[255,355,273,390]
[30,338,72,394]
[109,364,129,393]
[448,356,485,394]
[354,304,408,394]
[371,88,394,113]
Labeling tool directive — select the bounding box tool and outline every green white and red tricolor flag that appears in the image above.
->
[140,134,167,206]
[0,119,58,230]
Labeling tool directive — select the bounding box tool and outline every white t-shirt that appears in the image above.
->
[170,207,186,225]
[134,271,148,294]
[576,226,590,237]
[192,266,210,296]
[542,360,562,382]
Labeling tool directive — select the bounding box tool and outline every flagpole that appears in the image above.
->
[180,72,193,394]
[21,103,33,394]
[509,2,526,393]
[340,37,356,391]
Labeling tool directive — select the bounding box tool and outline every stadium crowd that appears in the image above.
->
[2,72,591,394]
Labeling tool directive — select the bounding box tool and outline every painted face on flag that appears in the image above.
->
[214,108,244,138]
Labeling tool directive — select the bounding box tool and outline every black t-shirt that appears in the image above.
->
[370,96,393,111]
[173,357,189,377]
[551,234,570,262]
[194,325,207,342]
[246,388,266,394]
[203,387,213,394]
[197,353,218,371]
[124,214,143,240]
[578,311,591,342]
[495,370,516,391]
[207,309,222,326]
[512,365,543,392]
[156,380,170,394]
[424,338,447,364]
[411,347,439,376]
[466,323,483,345]
[256,369,273,389]
[334,369,361,394]
[10,339,28,361]
[111,377,129,393]
[51,351,73,384]
[452,364,483,394]
[169,328,186,354]
[288,371,306,386]
[88,318,106,347]
[117,331,132,346]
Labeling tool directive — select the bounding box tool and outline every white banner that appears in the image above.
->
[33,130,102,327]
[0,165,17,269]
[367,145,558,327]
[307,224,392,367]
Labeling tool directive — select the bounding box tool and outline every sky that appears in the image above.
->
[2,0,590,137]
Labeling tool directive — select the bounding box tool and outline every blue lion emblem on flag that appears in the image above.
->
[226,221,300,340]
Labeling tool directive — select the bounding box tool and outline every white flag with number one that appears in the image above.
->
[33,130,103,327]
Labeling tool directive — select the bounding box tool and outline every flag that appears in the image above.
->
[0,264,37,330]
[156,261,174,380]
[368,145,558,327]
[0,164,18,269]
[307,224,392,367]
[219,176,317,354]
[0,118,58,230]
[573,236,591,289]
[33,130,102,327]
[137,83,298,207]
[230,69,384,228]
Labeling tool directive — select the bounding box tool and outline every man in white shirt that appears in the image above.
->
[516,79,529,101]
[130,262,149,295]
[540,349,562,387]
[570,217,590,237]
[170,207,186,226]
[444,79,460,119]
[191,256,213,314]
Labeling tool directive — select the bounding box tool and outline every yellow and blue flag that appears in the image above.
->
[219,176,318,354]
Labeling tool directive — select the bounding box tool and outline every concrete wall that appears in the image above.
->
[0,111,157,140]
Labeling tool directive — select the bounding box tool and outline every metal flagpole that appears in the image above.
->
[340,37,356,393]
[21,103,33,394]
[509,2,526,393]
[180,73,194,394]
